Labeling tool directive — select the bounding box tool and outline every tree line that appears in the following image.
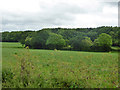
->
[1,26,120,52]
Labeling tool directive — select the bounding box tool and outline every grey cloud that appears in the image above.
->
[2,2,82,28]
[1,0,118,31]
[104,2,118,7]
[50,3,86,14]
[40,2,103,15]
[2,10,74,25]
[2,9,75,31]
[2,1,103,25]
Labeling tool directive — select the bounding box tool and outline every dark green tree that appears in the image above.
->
[30,30,50,49]
[81,37,93,51]
[70,36,93,51]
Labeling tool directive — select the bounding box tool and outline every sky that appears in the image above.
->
[0,0,119,32]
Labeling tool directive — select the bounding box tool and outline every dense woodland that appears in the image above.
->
[1,26,120,52]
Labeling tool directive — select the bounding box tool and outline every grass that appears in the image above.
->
[2,42,119,88]
[111,46,120,51]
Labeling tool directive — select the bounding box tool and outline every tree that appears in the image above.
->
[30,30,50,49]
[58,29,77,40]
[70,36,93,51]
[118,30,120,46]
[87,31,98,41]
[93,33,112,51]
[69,35,83,50]
[25,36,32,48]
[81,37,93,51]
[46,33,66,49]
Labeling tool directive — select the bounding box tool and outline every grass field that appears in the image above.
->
[2,42,119,88]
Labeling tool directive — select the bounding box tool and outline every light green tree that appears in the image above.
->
[81,37,93,51]
[93,33,112,51]
[94,33,112,46]
[46,33,66,49]
[25,36,32,47]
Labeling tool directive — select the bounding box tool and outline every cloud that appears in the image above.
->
[0,0,118,31]
[105,2,118,7]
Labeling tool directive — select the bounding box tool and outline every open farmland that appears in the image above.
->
[2,42,119,88]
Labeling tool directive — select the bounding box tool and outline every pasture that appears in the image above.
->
[2,42,119,88]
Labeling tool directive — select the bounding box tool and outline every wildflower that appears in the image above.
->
[26,46,29,49]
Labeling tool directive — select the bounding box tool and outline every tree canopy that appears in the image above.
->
[1,26,120,52]
[93,33,112,51]
[46,33,66,49]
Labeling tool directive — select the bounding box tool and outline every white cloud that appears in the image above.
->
[0,0,41,13]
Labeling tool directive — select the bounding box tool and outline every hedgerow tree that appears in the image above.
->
[25,36,32,48]
[24,30,50,49]
[93,33,112,51]
[46,33,66,49]
[118,31,120,46]
[30,30,50,49]
[70,36,93,51]
[69,35,83,50]
[81,37,93,51]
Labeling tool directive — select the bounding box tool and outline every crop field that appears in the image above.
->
[2,42,119,88]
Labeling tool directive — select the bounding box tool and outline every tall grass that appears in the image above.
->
[2,47,35,88]
[2,42,119,88]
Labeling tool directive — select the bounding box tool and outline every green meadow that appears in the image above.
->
[2,42,119,88]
